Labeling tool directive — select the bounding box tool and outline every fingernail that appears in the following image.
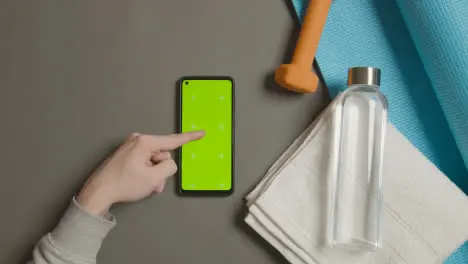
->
[191,131,205,139]
[132,132,141,137]
[194,130,205,136]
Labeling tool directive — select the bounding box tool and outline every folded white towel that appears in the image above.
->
[245,103,468,264]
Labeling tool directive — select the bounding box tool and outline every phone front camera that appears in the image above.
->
[185,81,189,85]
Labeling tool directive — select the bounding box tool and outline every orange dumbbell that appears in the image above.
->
[275,0,332,93]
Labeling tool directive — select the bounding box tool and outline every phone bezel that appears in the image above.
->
[177,76,235,196]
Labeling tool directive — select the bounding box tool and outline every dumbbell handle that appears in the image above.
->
[292,0,332,68]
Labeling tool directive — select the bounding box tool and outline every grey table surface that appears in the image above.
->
[0,1,329,263]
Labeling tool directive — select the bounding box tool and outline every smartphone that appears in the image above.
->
[178,76,234,195]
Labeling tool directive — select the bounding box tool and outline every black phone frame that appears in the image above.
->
[176,76,235,196]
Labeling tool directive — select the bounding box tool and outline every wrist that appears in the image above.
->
[77,183,114,217]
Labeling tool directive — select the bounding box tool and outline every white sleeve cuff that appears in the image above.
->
[48,197,116,263]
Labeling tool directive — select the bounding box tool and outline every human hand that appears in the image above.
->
[76,131,204,216]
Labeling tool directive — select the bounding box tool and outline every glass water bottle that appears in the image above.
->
[329,67,388,252]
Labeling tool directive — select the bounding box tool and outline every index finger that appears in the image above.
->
[140,131,205,151]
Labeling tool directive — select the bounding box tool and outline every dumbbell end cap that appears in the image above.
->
[274,64,319,93]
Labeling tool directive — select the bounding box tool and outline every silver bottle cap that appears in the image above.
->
[347,67,381,87]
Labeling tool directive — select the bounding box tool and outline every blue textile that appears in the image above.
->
[291,0,468,263]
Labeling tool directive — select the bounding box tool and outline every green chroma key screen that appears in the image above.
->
[180,78,233,193]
